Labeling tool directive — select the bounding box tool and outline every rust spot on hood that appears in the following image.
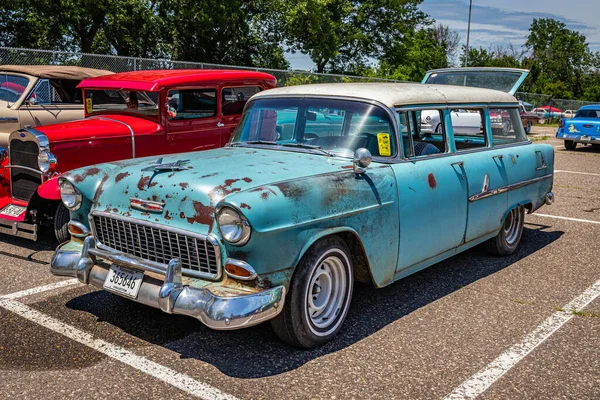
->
[240,203,251,210]
[275,181,309,199]
[179,182,189,190]
[242,177,252,183]
[186,201,214,228]
[137,176,150,190]
[428,173,437,189]
[115,172,130,183]
[72,167,101,183]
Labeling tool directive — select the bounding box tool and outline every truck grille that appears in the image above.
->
[9,139,41,201]
[91,213,221,280]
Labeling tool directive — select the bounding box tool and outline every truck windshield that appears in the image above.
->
[84,89,159,118]
[0,74,29,103]
[231,98,397,158]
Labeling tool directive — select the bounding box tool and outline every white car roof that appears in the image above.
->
[253,82,518,108]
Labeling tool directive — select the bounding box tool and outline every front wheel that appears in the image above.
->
[271,236,354,348]
[54,203,70,243]
[564,140,577,150]
[485,206,525,256]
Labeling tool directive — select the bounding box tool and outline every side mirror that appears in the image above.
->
[27,93,37,106]
[353,148,372,174]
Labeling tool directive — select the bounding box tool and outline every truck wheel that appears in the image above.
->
[564,140,577,150]
[54,204,70,243]
[525,122,532,134]
[485,206,525,256]
[271,236,354,348]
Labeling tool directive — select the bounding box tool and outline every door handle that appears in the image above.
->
[493,154,503,160]
[451,161,464,167]
[217,122,225,128]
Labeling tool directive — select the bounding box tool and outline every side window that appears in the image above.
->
[490,108,527,145]
[401,109,446,158]
[451,108,487,151]
[222,86,261,116]
[167,89,216,120]
[29,79,51,105]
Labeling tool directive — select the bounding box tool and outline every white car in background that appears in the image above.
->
[421,109,482,135]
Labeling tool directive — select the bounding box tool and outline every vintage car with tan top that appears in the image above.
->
[0,69,276,242]
[0,65,112,146]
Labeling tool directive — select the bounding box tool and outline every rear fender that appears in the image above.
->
[37,175,62,200]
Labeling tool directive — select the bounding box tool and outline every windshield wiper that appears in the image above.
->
[231,140,278,146]
[282,142,333,156]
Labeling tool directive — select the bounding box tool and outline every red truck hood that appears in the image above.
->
[35,115,162,143]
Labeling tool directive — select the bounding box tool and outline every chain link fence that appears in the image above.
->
[0,47,398,86]
[515,92,595,121]
[2,47,595,117]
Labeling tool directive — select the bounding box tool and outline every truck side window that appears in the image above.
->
[167,89,216,120]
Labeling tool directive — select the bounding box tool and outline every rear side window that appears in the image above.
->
[450,108,487,152]
[167,89,216,120]
[222,86,261,116]
[490,108,527,145]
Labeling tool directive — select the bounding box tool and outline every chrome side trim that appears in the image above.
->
[91,117,136,158]
[0,117,18,122]
[469,173,553,202]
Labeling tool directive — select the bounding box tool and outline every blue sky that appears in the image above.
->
[287,0,600,70]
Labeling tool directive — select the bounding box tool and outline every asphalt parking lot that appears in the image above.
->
[1,134,599,400]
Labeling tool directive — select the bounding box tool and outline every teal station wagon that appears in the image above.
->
[51,69,555,348]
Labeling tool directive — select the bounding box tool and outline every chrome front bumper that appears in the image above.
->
[51,236,286,330]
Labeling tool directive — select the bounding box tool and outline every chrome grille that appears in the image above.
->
[91,213,220,279]
[10,139,41,201]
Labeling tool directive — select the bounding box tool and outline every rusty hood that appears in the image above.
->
[66,147,361,233]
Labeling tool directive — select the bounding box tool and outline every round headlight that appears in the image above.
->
[38,150,57,173]
[59,179,82,211]
[217,206,251,245]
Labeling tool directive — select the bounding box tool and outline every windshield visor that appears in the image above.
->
[84,89,159,118]
[0,74,29,103]
[231,98,397,158]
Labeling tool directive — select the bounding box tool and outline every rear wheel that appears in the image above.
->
[271,236,354,348]
[564,140,577,150]
[485,206,525,256]
[54,204,70,243]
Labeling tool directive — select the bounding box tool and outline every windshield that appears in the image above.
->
[424,70,525,94]
[0,74,29,103]
[84,89,159,118]
[231,98,397,158]
[575,109,600,119]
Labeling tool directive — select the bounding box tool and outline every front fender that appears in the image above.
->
[37,175,62,200]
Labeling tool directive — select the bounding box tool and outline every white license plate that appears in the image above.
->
[0,204,26,217]
[103,265,144,298]
[580,135,590,141]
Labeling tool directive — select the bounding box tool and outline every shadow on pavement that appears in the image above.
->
[64,225,563,378]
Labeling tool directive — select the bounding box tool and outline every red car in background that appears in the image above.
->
[0,69,276,242]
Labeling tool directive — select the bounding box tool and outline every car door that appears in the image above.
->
[393,109,469,272]
[451,108,509,242]
[165,86,224,154]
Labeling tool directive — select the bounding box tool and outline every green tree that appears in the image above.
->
[524,18,594,98]
[282,0,426,73]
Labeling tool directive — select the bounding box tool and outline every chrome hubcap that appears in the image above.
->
[503,207,522,245]
[307,255,347,330]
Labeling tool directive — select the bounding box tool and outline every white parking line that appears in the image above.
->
[533,213,600,225]
[0,284,238,400]
[0,278,79,300]
[555,170,600,177]
[444,279,600,400]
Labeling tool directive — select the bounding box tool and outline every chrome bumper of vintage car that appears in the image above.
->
[0,217,37,240]
[50,236,286,330]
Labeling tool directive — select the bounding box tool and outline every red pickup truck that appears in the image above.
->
[0,69,276,242]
